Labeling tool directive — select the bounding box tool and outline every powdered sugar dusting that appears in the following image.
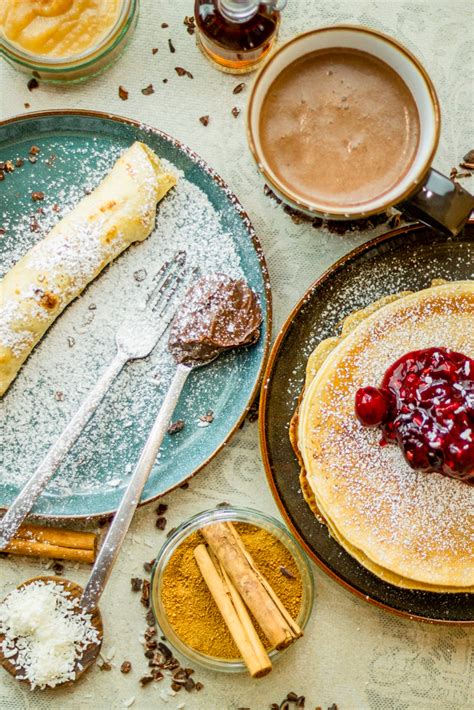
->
[0,141,246,500]
[0,143,162,358]
[303,287,474,583]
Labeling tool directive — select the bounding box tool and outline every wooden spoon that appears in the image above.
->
[0,576,103,688]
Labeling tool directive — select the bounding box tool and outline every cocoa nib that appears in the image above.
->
[158,642,173,661]
[231,106,241,118]
[152,47,158,55]
[27,78,39,91]
[118,85,129,100]
[463,149,474,164]
[167,419,185,434]
[141,579,150,607]
[156,503,168,515]
[175,66,193,78]
[140,675,154,686]
[199,115,210,126]
[155,516,167,530]
[130,577,142,593]
[168,38,175,53]
[233,82,246,94]
[31,191,45,202]
[120,661,132,674]
[184,17,196,35]
[279,565,296,579]
[143,559,155,574]
[141,84,155,95]
[264,183,283,204]
[269,692,309,709]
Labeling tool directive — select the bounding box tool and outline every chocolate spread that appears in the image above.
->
[169,274,262,366]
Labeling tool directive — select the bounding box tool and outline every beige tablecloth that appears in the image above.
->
[1,1,473,709]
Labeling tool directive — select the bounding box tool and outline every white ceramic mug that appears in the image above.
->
[247,25,474,235]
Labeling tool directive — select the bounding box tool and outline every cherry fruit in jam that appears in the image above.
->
[355,386,388,426]
[355,347,474,484]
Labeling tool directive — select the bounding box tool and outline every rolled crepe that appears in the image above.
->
[0,141,176,396]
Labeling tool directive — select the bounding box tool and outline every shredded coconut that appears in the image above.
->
[0,580,100,689]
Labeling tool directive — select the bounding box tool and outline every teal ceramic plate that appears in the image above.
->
[0,110,271,519]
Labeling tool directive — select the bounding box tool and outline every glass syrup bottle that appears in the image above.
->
[194,0,287,74]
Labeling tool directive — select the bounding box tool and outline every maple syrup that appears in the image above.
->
[194,0,286,74]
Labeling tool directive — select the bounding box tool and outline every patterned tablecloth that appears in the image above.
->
[1,1,473,708]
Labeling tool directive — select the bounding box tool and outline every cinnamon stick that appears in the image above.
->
[201,522,302,650]
[217,560,272,671]
[194,544,272,678]
[3,524,97,563]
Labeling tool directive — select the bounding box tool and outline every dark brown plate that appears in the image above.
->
[260,222,474,624]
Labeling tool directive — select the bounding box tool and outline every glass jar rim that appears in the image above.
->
[150,505,314,673]
[0,0,136,70]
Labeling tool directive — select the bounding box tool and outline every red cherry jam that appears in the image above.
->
[355,348,474,484]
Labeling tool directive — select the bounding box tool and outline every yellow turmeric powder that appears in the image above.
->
[160,523,303,659]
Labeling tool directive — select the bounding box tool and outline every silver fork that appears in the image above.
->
[0,251,193,548]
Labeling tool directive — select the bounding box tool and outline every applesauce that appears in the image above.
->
[0,0,121,58]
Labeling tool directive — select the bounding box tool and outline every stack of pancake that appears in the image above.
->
[290,281,474,592]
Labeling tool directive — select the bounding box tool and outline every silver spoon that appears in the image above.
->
[81,273,262,611]
[80,356,212,612]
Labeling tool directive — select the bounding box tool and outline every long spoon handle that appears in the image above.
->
[80,363,192,613]
[0,352,128,549]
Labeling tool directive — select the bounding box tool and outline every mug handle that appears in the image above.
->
[396,168,474,236]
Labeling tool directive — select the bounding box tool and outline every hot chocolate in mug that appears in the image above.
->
[247,25,474,235]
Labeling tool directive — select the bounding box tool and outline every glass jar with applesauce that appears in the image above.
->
[0,0,139,83]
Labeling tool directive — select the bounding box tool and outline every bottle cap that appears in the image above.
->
[218,0,261,23]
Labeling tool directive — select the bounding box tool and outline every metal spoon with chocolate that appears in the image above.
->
[168,273,262,366]
[80,273,262,612]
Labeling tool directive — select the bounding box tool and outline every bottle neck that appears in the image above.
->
[217,0,261,23]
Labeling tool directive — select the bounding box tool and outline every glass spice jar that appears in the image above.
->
[194,0,287,74]
[150,506,314,673]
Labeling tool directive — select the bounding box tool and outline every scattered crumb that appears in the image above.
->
[118,86,129,101]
